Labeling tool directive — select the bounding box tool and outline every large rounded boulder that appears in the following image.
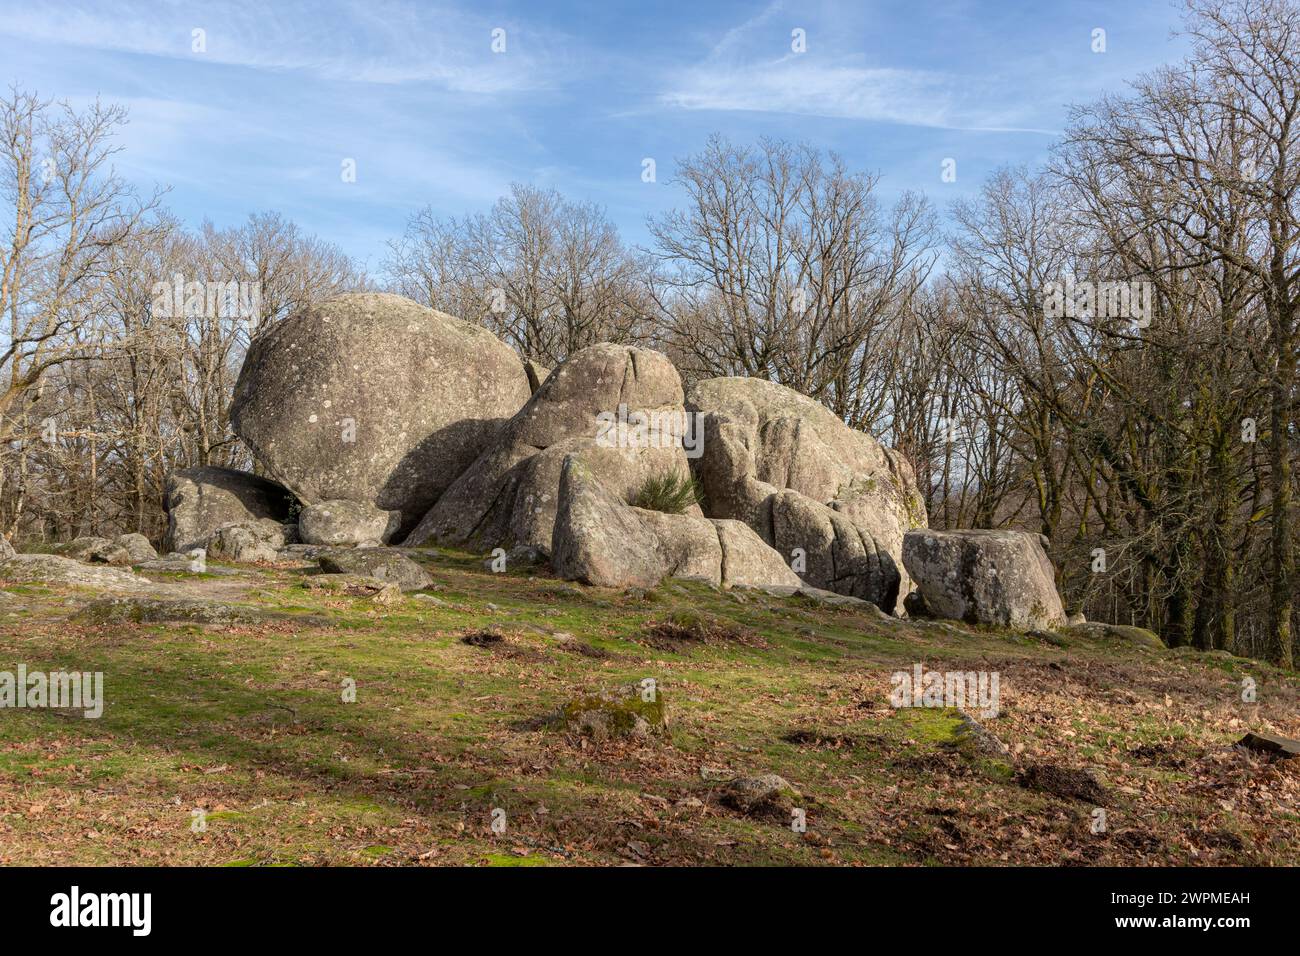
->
[230,293,530,539]
[686,377,926,612]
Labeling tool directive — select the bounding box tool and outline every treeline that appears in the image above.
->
[1,0,1296,664]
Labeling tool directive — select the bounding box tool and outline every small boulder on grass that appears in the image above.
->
[552,682,667,740]
[481,544,547,573]
[1237,731,1300,759]
[716,774,800,816]
[317,548,431,591]
[950,712,1010,758]
[1028,628,1071,648]
[72,597,266,626]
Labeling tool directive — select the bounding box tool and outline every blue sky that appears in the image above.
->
[0,0,1190,272]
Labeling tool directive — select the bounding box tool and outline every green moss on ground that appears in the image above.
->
[0,545,1295,866]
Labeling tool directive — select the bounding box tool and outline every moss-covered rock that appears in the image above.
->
[553,681,667,739]
[1067,622,1163,649]
[72,597,267,626]
[950,712,1010,757]
[1018,763,1111,804]
[1027,627,1071,648]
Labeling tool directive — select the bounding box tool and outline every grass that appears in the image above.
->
[630,470,702,514]
[0,546,1297,866]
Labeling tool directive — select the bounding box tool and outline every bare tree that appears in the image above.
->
[649,136,936,416]
[384,184,651,366]
[1055,0,1300,662]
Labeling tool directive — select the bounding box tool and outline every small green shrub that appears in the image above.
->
[631,470,702,514]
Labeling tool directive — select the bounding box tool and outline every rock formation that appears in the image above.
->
[902,528,1066,631]
[230,292,530,539]
[551,455,801,590]
[140,292,1076,632]
[404,342,698,555]
[163,466,295,553]
[686,376,927,612]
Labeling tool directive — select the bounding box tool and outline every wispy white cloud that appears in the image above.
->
[663,57,943,126]
[657,2,1059,134]
[663,55,1058,133]
[0,0,1184,266]
[0,0,572,94]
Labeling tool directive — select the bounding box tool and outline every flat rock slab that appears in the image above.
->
[137,556,241,576]
[317,549,432,591]
[757,584,871,606]
[72,598,268,625]
[0,554,153,591]
[71,596,332,628]
[138,553,208,573]
[1237,732,1300,758]
[301,574,403,604]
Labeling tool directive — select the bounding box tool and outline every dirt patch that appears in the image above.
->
[459,628,549,662]
[552,634,612,659]
[782,728,858,749]
[461,630,506,648]
[640,611,767,652]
